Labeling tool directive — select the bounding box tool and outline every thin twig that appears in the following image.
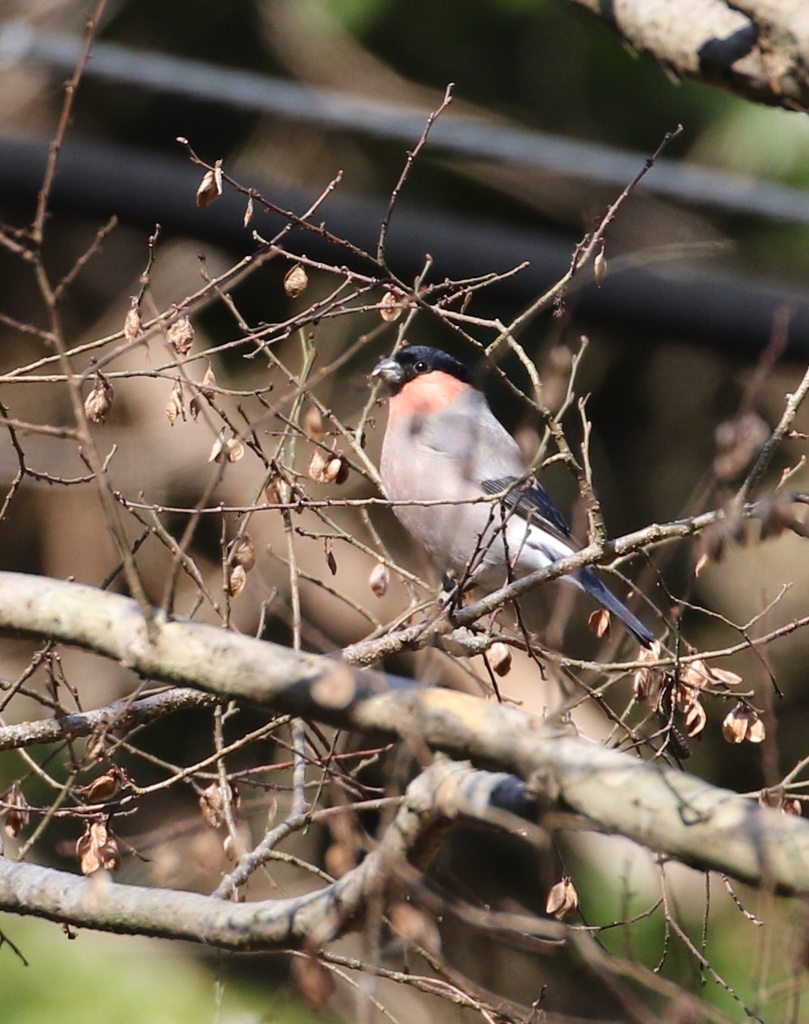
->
[377,83,454,261]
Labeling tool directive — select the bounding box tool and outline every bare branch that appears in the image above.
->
[0,761,563,950]
[0,573,808,894]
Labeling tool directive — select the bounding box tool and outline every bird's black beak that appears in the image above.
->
[370,356,404,391]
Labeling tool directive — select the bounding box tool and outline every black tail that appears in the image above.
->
[577,567,655,647]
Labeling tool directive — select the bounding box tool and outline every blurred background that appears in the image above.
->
[2,0,809,1020]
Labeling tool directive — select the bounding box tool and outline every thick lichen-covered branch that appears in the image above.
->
[1,572,809,897]
[0,759,564,949]
[569,0,809,111]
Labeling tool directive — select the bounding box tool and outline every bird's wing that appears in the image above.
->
[480,475,573,547]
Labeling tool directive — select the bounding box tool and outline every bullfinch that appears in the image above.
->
[371,345,655,647]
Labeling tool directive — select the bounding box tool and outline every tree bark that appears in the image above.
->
[569,0,809,110]
[0,571,808,905]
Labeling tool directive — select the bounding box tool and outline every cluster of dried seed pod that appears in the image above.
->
[209,432,245,464]
[308,448,348,485]
[303,405,349,483]
[632,642,758,743]
[76,820,120,875]
[84,374,114,423]
[198,780,248,863]
[199,780,241,830]
[227,533,256,597]
[722,703,765,744]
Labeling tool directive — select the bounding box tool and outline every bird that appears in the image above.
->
[371,345,655,647]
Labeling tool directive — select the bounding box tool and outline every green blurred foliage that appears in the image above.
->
[0,917,323,1024]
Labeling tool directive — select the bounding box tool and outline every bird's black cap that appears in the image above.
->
[371,346,475,394]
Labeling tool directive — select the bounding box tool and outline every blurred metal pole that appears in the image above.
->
[2,20,809,225]
[1,131,808,356]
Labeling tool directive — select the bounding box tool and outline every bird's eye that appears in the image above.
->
[414,360,428,373]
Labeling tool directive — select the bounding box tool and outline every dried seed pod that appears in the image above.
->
[744,710,766,743]
[166,381,184,424]
[632,639,664,703]
[3,780,30,838]
[226,438,245,462]
[309,450,349,485]
[209,434,244,463]
[722,703,766,744]
[196,160,223,207]
[284,264,309,298]
[593,246,607,287]
[324,455,348,484]
[85,727,111,762]
[680,659,742,693]
[708,665,743,687]
[199,362,217,400]
[308,449,329,481]
[265,474,285,504]
[488,641,512,677]
[124,298,143,340]
[208,434,226,461]
[325,542,337,576]
[368,562,390,597]
[199,781,240,829]
[681,698,707,738]
[230,533,256,571]
[546,876,579,920]
[75,772,123,804]
[303,405,325,441]
[167,316,194,356]
[379,289,404,322]
[84,375,114,424]
[243,195,254,227]
[227,563,247,597]
[679,659,712,690]
[76,821,120,874]
[588,608,611,639]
